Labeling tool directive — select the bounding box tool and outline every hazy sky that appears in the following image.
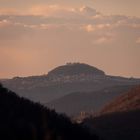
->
[0,0,140,78]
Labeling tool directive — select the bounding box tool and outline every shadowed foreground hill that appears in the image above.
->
[0,84,98,140]
[82,86,140,140]
[83,110,140,140]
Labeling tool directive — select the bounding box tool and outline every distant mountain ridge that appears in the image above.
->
[1,63,140,105]
[47,85,136,116]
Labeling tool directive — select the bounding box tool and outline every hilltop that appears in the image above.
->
[47,63,105,77]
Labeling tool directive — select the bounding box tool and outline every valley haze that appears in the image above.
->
[1,63,140,116]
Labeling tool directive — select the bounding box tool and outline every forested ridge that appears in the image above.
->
[0,84,99,140]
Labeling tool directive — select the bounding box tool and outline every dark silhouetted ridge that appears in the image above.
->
[83,109,140,140]
[0,84,99,140]
[47,63,105,77]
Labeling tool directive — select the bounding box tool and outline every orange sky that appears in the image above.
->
[0,0,140,78]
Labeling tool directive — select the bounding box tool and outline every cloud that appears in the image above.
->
[0,18,35,41]
[83,23,111,32]
[0,5,140,45]
[94,37,109,44]
[79,6,100,16]
[28,5,60,16]
[0,8,19,15]
[0,19,11,27]
[0,6,140,78]
[93,35,114,45]
[27,5,101,19]
[84,24,95,32]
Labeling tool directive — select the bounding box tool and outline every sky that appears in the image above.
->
[0,0,140,78]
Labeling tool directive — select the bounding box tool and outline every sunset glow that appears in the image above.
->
[0,0,140,78]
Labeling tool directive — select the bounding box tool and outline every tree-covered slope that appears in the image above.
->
[0,84,98,140]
